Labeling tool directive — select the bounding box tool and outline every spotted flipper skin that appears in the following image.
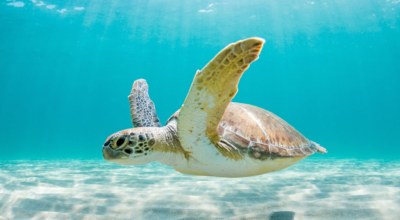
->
[128,79,161,127]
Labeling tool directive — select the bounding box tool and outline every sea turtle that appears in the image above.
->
[102,37,327,177]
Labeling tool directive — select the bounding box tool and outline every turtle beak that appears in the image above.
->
[102,146,125,160]
[102,146,112,160]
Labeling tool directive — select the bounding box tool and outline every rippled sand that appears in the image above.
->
[0,158,399,219]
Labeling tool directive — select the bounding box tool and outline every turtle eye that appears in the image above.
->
[116,137,126,147]
[111,136,126,149]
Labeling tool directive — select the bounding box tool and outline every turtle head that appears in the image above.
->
[102,128,156,165]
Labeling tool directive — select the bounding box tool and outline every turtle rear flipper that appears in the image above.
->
[128,79,162,127]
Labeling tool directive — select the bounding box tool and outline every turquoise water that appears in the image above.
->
[1,0,400,219]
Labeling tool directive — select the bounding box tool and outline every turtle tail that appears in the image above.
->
[310,141,327,154]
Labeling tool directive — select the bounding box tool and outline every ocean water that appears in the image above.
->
[1,0,400,219]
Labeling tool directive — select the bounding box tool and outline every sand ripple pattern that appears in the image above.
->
[0,159,399,219]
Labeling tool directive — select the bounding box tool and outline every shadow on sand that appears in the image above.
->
[269,211,295,220]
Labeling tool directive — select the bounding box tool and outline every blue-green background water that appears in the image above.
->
[1,0,400,160]
[1,1,400,219]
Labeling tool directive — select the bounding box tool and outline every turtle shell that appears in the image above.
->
[217,102,318,160]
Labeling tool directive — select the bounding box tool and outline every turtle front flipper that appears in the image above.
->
[128,79,162,127]
[177,37,264,159]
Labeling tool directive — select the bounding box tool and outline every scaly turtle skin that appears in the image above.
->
[102,37,327,177]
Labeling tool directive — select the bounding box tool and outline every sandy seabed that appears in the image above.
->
[0,158,399,220]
